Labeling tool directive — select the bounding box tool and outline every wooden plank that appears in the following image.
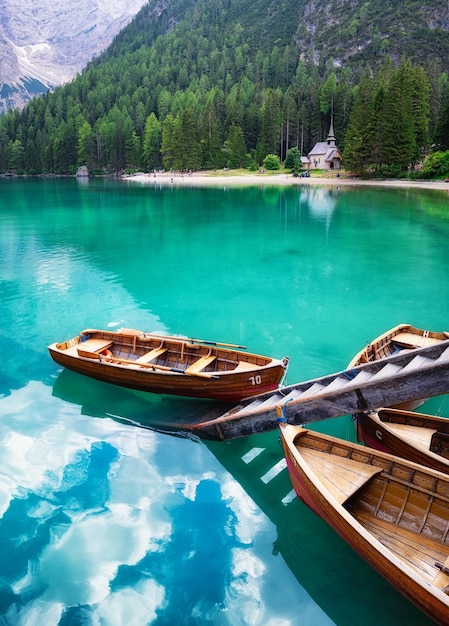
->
[386,423,437,449]
[393,332,442,349]
[185,355,216,374]
[434,554,449,591]
[234,361,256,372]
[172,339,449,440]
[353,511,449,583]
[135,348,167,364]
[77,348,101,359]
[117,328,143,336]
[78,339,113,352]
[300,448,383,504]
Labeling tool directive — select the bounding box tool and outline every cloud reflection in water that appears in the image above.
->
[0,381,331,625]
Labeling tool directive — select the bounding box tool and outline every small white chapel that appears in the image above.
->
[306,120,342,171]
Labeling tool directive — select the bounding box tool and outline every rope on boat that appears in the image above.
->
[275,398,294,423]
[351,410,369,423]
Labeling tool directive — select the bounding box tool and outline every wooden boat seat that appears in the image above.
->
[79,338,113,352]
[393,332,442,350]
[300,448,383,505]
[385,423,437,450]
[135,348,167,364]
[77,339,113,358]
[234,361,256,372]
[185,355,217,375]
[353,510,449,583]
[433,554,449,590]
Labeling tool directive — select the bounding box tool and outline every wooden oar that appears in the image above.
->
[117,327,246,349]
[189,338,247,349]
[145,332,247,350]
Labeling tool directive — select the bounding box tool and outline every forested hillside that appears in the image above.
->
[1,0,449,176]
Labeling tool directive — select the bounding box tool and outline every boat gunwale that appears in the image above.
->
[280,424,449,621]
[362,408,449,468]
[48,328,289,401]
[347,324,449,367]
[51,329,285,370]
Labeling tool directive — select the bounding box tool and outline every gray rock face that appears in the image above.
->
[0,0,147,112]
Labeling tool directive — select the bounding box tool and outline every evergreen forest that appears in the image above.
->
[2,0,449,178]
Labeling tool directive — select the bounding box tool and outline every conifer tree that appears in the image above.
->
[343,71,375,171]
[434,77,449,150]
[381,58,417,170]
[199,92,224,169]
[77,121,97,169]
[224,124,247,168]
[256,88,282,162]
[161,114,176,171]
[9,139,25,173]
[142,113,162,171]
[173,108,200,171]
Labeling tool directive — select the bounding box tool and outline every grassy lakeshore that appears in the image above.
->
[122,169,449,191]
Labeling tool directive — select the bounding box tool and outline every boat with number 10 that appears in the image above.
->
[48,328,289,402]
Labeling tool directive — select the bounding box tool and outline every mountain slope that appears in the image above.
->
[1,0,449,176]
[296,0,449,69]
[0,0,147,113]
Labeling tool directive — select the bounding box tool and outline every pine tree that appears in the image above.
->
[381,58,417,170]
[434,77,449,150]
[9,139,25,173]
[224,124,247,168]
[199,92,224,169]
[411,65,430,156]
[343,71,375,171]
[77,121,97,169]
[142,113,162,171]
[126,131,141,169]
[161,114,176,170]
[256,88,282,162]
[173,108,200,171]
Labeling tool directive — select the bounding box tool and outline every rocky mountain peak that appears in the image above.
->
[0,0,147,113]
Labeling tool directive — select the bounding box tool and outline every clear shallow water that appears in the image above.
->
[1,178,449,625]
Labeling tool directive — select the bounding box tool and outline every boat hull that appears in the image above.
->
[348,324,449,411]
[280,424,449,625]
[48,329,288,402]
[357,408,449,474]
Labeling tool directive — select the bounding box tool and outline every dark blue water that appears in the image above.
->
[1,177,448,625]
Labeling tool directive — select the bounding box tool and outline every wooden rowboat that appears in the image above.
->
[280,423,449,624]
[356,407,449,474]
[348,323,449,410]
[48,328,289,402]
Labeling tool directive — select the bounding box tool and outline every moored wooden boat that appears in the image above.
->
[280,423,449,624]
[348,324,449,410]
[48,328,289,401]
[356,407,449,474]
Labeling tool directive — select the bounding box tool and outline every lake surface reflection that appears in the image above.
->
[1,177,448,625]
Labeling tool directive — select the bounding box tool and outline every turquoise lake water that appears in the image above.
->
[1,177,449,625]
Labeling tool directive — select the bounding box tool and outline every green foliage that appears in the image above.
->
[0,0,446,176]
[142,113,162,171]
[263,154,281,170]
[284,146,301,171]
[420,151,449,177]
[295,0,449,76]
[223,124,247,168]
[343,58,431,173]
[320,73,337,115]
[9,139,25,173]
[433,76,449,150]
